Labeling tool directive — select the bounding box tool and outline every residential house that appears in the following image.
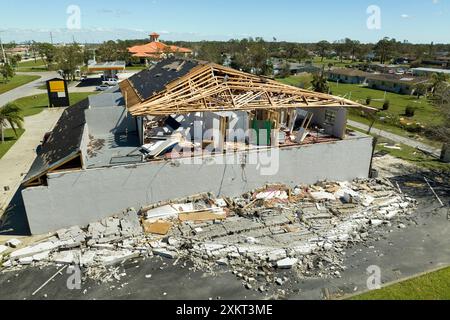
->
[366,74,429,95]
[327,69,370,84]
[411,67,450,77]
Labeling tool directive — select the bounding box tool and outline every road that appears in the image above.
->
[0,72,59,107]
[348,120,442,158]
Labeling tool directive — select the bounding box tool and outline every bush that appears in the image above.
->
[366,96,372,105]
[405,105,416,117]
[405,123,423,133]
[382,100,390,111]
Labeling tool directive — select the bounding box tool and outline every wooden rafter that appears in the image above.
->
[126,63,374,116]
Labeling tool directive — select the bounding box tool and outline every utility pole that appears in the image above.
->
[0,31,7,64]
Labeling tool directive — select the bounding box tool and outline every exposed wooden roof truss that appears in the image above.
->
[127,63,368,116]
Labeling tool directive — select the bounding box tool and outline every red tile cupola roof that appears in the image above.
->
[128,32,192,59]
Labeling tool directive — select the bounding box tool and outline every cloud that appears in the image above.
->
[401,14,412,19]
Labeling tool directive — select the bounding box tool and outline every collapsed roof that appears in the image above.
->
[120,58,370,116]
[23,98,90,186]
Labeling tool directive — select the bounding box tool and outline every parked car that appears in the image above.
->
[102,78,119,86]
[96,84,110,91]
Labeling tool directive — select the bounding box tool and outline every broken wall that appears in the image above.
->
[80,124,89,169]
[307,108,348,139]
[22,133,373,234]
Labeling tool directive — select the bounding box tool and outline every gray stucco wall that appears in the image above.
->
[22,135,373,235]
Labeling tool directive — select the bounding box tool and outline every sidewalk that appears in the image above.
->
[348,120,442,158]
[0,108,65,215]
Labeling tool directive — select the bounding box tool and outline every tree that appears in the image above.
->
[430,73,448,93]
[278,62,291,78]
[346,38,361,62]
[333,40,346,62]
[316,41,330,61]
[428,85,450,147]
[9,54,22,68]
[0,63,15,82]
[284,43,308,62]
[36,43,57,69]
[230,38,272,76]
[311,71,329,93]
[414,82,429,99]
[96,40,132,63]
[55,43,84,81]
[196,42,224,64]
[0,103,24,143]
[374,37,398,64]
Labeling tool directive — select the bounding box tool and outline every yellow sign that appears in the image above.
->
[49,81,66,93]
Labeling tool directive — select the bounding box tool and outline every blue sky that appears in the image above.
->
[1,0,449,43]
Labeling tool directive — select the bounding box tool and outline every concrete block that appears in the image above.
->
[277,257,298,269]
[152,249,178,259]
[33,251,51,262]
[2,260,12,268]
[0,245,9,254]
[6,239,22,248]
[80,251,97,267]
[10,241,59,260]
[19,256,33,265]
[52,250,81,265]
[370,219,384,226]
[96,250,140,266]
[268,249,287,262]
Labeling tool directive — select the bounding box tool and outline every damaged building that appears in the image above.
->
[20,58,376,235]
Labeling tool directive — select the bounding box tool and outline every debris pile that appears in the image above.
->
[1,178,417,290]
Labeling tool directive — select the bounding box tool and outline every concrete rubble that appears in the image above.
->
[0,178,418,291]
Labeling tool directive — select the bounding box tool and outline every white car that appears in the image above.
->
[102,78,119,86]
[96,84,110,91]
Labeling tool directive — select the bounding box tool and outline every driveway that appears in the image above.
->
[0,108,65,214]
[0,72,59,107]
[348,120,442,158]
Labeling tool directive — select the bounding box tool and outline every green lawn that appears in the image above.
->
[0,75,41,95]
[17,59,48,72]
[348,125,449,172]
[312,57,355,68]
[12,92,96,117]
[329,82,440,127]
[351,267,450,300]
[278,74,314,89]
[0,128,25,159]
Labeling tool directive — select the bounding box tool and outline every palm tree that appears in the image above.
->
[311,71,330,93]
[430,72,448,93]
[0,103,24,143]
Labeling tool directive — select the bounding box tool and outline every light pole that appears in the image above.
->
[0,30,7,64]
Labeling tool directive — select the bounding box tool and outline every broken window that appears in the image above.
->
[324,110,337,126]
